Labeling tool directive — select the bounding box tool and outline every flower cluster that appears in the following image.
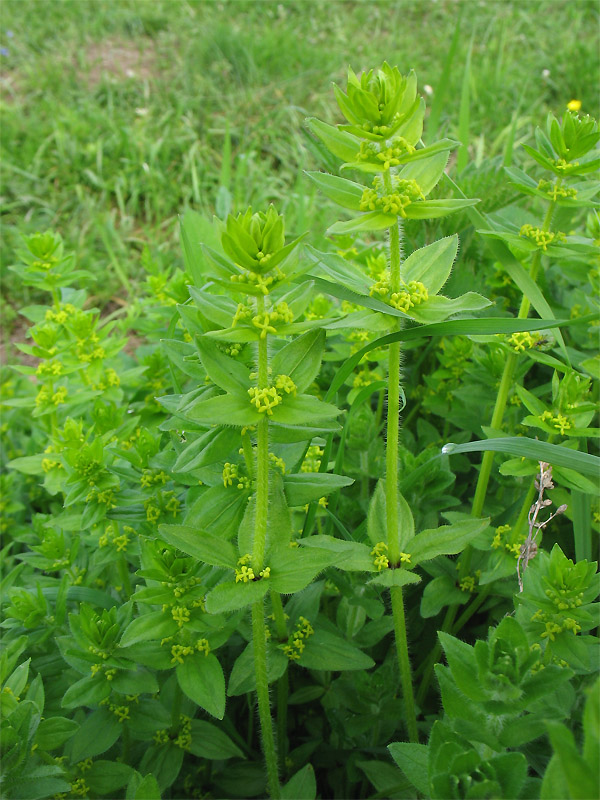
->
[491,523,525,559]
[506,331,542,353]
[222,462,251,490]
[537,178,577,201]
[248,375,296,415]
[282,616,314,660]
[371,541,389,571]
[234,554,270,583]
[360,175,425,216]
[538,410,573,435]
[370,271,429,313]
[519,224,567,251]
[356,136,417,170]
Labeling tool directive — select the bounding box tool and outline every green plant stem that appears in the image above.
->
[269,592,289,771]
[382,170,418,743]
[391,585,419,742]
[251,294,280,799]
[471,196,558,521]
[417,197,560,706]
[252,600,280,799]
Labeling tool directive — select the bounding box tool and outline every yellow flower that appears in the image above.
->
[567,99,582,112]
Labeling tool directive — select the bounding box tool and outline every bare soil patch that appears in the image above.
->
[83,36,159,86]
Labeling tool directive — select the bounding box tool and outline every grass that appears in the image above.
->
[1,0,598,315]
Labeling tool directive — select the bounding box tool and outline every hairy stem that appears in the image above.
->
[391,585,419,742]
[251,294,280,798]
[252,600,280,799]
[382,170,417,741]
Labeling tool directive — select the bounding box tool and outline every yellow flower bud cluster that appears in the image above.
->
[35,386,68,408]
[519,224,567,251]
[360,176,425,216]
[45,303,76,324]
[544,586,583,612]
[539,410,573,435]
[370,271,429,313]
[98,523,129,551]
[537,179,577,202]
[300,445,324,473]
[230,266,284,295]
[506,331,541,353]
[222,462,251,490]
[530,609,582,641]
[491,524,524,559]
[371,541,389,571]
[248,375,296,415]
[36,360,62,377]
[140,469,170,488]
[282,616,314,660]
[251,303,294,338]
[269,453,286,474]
[356,136,417,170]
[235,554,270,582]
[42,458,63,473]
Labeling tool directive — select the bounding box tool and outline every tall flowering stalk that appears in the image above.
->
[306,64,486,742]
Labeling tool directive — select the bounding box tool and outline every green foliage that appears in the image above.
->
[2,16,599,798]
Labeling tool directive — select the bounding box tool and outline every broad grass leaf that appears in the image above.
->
[442,437,600,480]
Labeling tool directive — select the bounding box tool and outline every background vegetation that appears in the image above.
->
[2,0,599,328]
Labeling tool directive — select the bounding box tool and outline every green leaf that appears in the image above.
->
[270,394,341,425]
[401,150,450,195]
[196,337,249,394]
[205,579,270,614]
[387,742,430,797]
[402,235,458,294]
[324,316,592,402]
[281,765,317,800]
[298,628,374,671]
[405,198,479,219]
[185,393,259,427]
[227,641,288,696]
[269,546,345,594]
[6,454,45,475]
[368,570,422,588]
[34,717,79,751]
[158,524,238,569]
[120,612,176,647]
[172,427,239,473]
[410,518,489,565]
[188,720,244,759]
[305,245,370,293]
[299,535,374,572]
[306,117,360,162]
[409,292,491,324]
[271,329,326,394]
[327,211,396,235]
[70,709,122,761]
[127,772,161,800]
[176,653,226,719]
[305,171,364,210]
[442,438,600,480]
[545,721,598,800]
[86,761,134,796]
[61,675,111,709]
[420,574,467,618]
[283,473,354,507]
[366,481,415,551]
